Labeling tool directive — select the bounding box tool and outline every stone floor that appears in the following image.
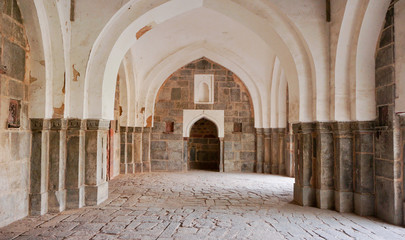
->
[1,171,405,240]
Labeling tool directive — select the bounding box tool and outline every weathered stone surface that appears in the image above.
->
[10,172,399,239]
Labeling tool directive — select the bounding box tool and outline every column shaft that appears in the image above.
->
[333,122,354,212]
[255,128,264,173]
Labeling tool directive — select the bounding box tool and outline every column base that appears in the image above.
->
[126,163,134,174]
[270,166,278,175]
[48,189,66,213]
[354,193,374,216]
[66,187,85,209]
[263,163,270,174]
[316,189,334,209]
[29,192,48,215]
[335,191,353,212]
[143,161,151,172]
[255,163,263,173]
[85,181,109,206]
[294,184,316,206]
[135,163,143,173]
[120,163,126,174]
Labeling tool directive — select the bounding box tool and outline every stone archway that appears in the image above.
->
[188,118,220,171]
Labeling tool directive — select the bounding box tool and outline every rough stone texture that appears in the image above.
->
[255,128,264,173]
[293,123,316,207]
[84,120,109,206]
[119,127,127,174]
[353,121,375,216]
[152,58,255,172]
[1,172,405,240]
[0,0,29,228]
[142,127,151,172]
[66,119,86,210]
[333,122,354,213]
[48,119,67,213]
[134,127,143,173]
[285,126,295,177]
[375,4,403,225]
[315,122,334,210]
[263,128,271,174]
[270,129,279,174]
[278,128,286,175]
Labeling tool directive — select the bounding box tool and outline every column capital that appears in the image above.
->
[86,119,110,130]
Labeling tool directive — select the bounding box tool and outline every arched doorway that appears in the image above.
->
[188,118,220,171]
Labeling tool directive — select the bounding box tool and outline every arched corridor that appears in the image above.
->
[2,0,405,238]
[1,172,404,239]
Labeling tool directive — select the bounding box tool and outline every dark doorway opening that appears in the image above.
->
[188,118,220,171]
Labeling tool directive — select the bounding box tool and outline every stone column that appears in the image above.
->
[255,128,264,173]
[120,126,127,174]
[353,121,375,216]
[29,119,49,215]
[85,120,109,206]
[315,122,334,209]
[333,122,354,212]
[294,123,316,206]
[66,119,85,209]
[400,115,405,225]
[263,128,271,174]
[219,137,224,172]
[126,127,135,173]
[183,137,189,171]
[285,127,295,177]
[278,128,286,175]
[142,127,151,172]
[270,129,279,174]
[48,119,67,213]
[134,127,143,173]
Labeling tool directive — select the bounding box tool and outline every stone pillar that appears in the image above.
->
[400,115,405,225]
[294,123,316,206]
[315,122,334,209]
[255,128,264,173]
[134,127,143,173]
[29,119,49,215]
[120,126,127,174]
[263,128,271,174]
[126,127,135,173]
[270,129,279,174]
[333,122,354,212]
[66,119,85,209]
[278,128,286,175]
[353,121,375,216]
[219,137,224,172]
[142,127,151,172]
[285,126,295,177]
[48,119,67,213]
[85,120,109,206]
[183,137,189,171]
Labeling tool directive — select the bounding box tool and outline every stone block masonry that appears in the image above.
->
[151,58,255,172]
[0,0,30,228]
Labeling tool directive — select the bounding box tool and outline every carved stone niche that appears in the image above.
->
[8,99,20,128]
[194,74,214,104]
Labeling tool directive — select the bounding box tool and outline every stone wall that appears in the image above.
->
[151,58,255,172]
[375,4,403,225]
[188,118,220,171]
[0,0,30,228]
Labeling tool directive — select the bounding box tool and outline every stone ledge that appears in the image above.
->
[86,119,110,130]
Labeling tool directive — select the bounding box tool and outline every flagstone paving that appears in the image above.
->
[1,171,405,239]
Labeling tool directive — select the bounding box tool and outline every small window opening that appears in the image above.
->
[165,121,174,133]
[233,122,242,133]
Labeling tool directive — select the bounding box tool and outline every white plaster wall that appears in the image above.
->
[329,0,347,121]
[395,1,405,113]
[69,0,129,118]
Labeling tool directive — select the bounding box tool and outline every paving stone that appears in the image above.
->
[1,172,405,239]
